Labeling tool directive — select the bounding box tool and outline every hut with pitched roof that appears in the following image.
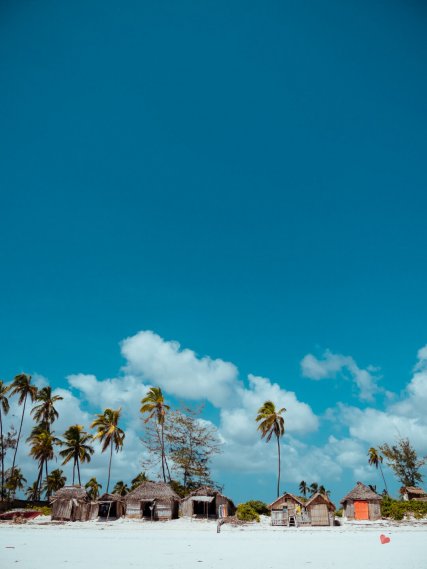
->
[340,482,382,521]
[305,492,336,526]
[268,492,309,526]
[124,481,180,520]
[97,493,126,519]
[50,486,97,521]
[401,486,427,502]
[180,486,235,519]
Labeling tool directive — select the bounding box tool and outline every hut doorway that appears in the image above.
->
[354,501,369,520]
[141,500,156,520]
[192,497,216,518]
[98,502,117,518]
[310,504,329,526]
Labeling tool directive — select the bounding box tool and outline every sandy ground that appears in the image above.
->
[1,517,426,569]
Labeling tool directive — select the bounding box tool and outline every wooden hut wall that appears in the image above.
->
[52,499,72,521]
[306,495,334,526]
[368,501,381,520]
[180,498,194,518]
[126,498,142,518]
[155,499,177,520]
[215,494,235,517]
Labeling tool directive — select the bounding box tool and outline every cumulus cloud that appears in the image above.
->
[301,350,380,402]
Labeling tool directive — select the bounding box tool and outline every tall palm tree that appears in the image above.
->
[59,425,94,485]
[256,400,286,498]
[28,426,60,498]
[112,480,129,496]
[91,408,125,493]
[85,477,102,499]
[140,387,170,482]
[31,386,63,431]
[309,482,319,496]
[368,447,388,494]
[6,467,27,499]
[42,468,66,497]
[0,380,10,499]
[9,374,38,480]
[299,480,308,499]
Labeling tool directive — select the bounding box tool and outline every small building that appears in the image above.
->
[305,492,336,526]
[340,482,382,521]
[401,486,427,502]
[97,493,126,519]
[124,481,180,520]
[180,486,235,519]
[268,492,309,526]
[50,486,98,522]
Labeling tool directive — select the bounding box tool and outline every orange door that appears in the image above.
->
[354,501,369,520]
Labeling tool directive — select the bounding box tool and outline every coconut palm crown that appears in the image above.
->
[59,425,94,485]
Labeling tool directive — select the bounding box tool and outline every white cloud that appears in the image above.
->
[301,349,380,402]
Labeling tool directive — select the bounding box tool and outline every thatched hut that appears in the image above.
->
[269,492,309,526]
[180,486,235,519]
[340,482,382,521]
[401,486,427,502]
[50,486,97,522]
[124,481,180,520]
[97,493,126,519]
[305,493,336,526]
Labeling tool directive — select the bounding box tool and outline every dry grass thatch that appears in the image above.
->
[98,493,125,503]
[403,486,426,496]
[125,481,180,502]
[50,486,89,503]
[340,482,382,504]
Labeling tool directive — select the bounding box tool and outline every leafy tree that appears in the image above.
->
[59,425,94,485]
[368,447,388,494]
[380,438,427,487]
[0,380,10,499]
[6,467,27,499]
[130,472,148,490]
[141,387,170,483]
[85,477,102,499]
[299,480,308,498]
[256,401,286,498]
[31,386,63,431]
[42,468,66,497]
[112,480,129,496]
[236,503,260,522]
[91,408,125,492]
[8,374,37,482]
[245,500,270,516]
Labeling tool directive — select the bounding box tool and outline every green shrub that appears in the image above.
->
[335,509,343,518]
[381,497,427,521]
[236,503,260,522]
[245,500,270,516]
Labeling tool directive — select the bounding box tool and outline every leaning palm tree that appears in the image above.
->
[91,408,125,493]
[8,374,38,481]
[28,426,60,498]
[299,480,308,499]
[368,447,388,494]
[6,467,27,499]
[140,387,170,482]
[309,482,319,496]
[42,468,66,497]
[256,400,286,498]
[85,477,102,500]
[31,386,63,432]
[112,480,129,496]
[59,425,94,485]
[0,380,10,499]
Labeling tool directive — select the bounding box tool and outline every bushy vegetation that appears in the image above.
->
[381,496,427,521]
[245,500,270,516]
[236,503,260,522]
[334,508,343,518]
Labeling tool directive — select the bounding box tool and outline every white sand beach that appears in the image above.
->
[1,518,426,569]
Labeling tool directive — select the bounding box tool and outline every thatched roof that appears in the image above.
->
[306,492,336,511]
[98,493,125,503]
[125,481,180,502]
[403,486,426,496]
[183,486,234,504]
[268,492,304,509]
[340,482,381,504]
[50,485,89,502]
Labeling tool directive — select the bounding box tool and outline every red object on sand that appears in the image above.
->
[0,510,41,521]
[380,534,391,544]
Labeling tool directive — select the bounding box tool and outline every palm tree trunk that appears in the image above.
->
[107,441,113,492]
[379,463,388,495]
[11,395,27,480]
[76,457,81,486]
[72,457,76,485]
[160,423,167,483]
[0,407,4,500]
[45,460,49,498]
[276,434,281,498]
[36,460,44,500]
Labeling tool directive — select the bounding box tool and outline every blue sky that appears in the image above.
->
[1,0,427,504]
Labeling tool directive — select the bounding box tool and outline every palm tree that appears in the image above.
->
[6,467,27,499]
[31,386,63,431]
[25,481,40,501]
[309,482,319,496]
[299,480,308,499]
[59,425,94,485]
[28,426,60,498]
[140,387,170,482]
[131,472,148,490]
[319,485,330,496]
[256,400,286,498]
[85,477,102,499]
[112,480,129,496]
[368,447,388,494]
[0,380,10,499]
[42,468,66,497]
[91,408,125,493]
[8,374,38,481]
